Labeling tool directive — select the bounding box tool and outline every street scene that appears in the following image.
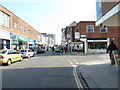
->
[1,51,118,89]
[0,0,120,90]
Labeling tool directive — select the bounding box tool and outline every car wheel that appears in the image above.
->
[32,54,34,57]
[7,59,11,65]
[28,55,30,59]
[20,57,23,61]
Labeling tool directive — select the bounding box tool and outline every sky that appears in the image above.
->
[0,0,97,44]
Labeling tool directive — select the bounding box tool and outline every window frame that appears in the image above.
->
[100,27,108,33]
[14,22,18,29]
[86,25,94,33]
[20,25,23,31]
[24,27,27,32]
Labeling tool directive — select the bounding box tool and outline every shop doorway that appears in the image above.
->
[73,40,84,53]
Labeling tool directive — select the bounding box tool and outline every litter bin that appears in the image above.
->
[112,50,120,66]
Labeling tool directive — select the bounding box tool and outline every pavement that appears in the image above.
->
[75,53,120,89]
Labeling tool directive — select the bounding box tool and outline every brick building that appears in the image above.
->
[62,21,119,54]
[0,5,42,50]
[96,0,120,50]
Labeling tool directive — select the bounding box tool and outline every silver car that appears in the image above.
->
[19,49,34,59]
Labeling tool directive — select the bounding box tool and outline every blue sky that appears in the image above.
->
[0,0,96,44]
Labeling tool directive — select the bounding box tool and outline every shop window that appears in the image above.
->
[88,42,107,49]
[86,25,94,33]
[14,22,18,29]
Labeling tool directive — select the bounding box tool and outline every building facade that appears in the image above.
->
[0,5,41,50]
[96,0,120,50]
[41,33,56,47]
[62,21,119,54]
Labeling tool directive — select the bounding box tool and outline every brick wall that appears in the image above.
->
[72,21,120,49]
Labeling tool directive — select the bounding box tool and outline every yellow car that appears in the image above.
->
[55,47,61,52]
[0,50,23,65]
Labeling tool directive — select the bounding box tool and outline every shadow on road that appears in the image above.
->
[2,67,78,89]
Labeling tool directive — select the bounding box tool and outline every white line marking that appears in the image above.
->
[72,60,79,65]
[73,66,83,89]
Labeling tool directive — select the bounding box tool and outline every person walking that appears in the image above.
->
[60,47,64,55]
[64,47,68,53]
[107,41,118,65]
[52,47,55,55]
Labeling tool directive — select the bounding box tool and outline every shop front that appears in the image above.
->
[10,33,29,50]
[87,38,108,53]
[72,40,84,53]
[0,29,10,50]
[33,40,39,50]
[28,38,35,50]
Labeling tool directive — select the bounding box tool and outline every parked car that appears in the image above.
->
[0,50,23,65]
[29,48,37,55]
[55,47,61,52]
[19,49,34,58]
[37,48,46,54]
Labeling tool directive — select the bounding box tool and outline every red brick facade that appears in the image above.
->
[72,21,119,49]
[0,5,40,41]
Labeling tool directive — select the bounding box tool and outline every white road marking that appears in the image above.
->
[73,65,83,89]
[68,60,82,89]
[72,60,79,65]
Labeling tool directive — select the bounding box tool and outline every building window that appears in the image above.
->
[14,22,18,29]
[24,27,27,32]
[28,30,30,34]
[100,26,107,33]
[20,25,22,31]
[76,28,79,32]
[31,31,33,35]
[86,25,94,33]
[0,10,10,28]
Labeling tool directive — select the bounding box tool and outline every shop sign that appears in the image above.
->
[17,35,28,42]
[34,40,38,44]
[81,35,86,37]
[0,29,10,40]
[87,40,107,42]
[75,32,80,39]
[10,33,17,39]
[18,37,25,41]
[29,39,34,42]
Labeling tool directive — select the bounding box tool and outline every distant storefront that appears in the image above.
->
[0,29,10,50]
[10,33,28,50]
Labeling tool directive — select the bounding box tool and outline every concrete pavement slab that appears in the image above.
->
[77,54,119,89]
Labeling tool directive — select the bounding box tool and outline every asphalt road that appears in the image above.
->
[2,51,106,89]
[1,51,81,89]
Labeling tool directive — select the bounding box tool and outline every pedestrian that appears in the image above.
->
[107,41,118,65]
[61,47,64,55]
[64,47,68,53]
[52,47,55,55]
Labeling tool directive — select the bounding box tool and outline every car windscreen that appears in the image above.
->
[21,50,25,52]
[0,50,7,54]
